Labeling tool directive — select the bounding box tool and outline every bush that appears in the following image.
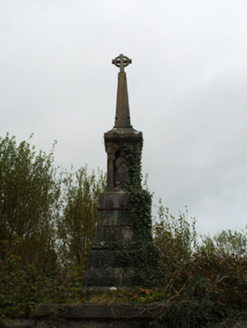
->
[0,236,83,319]
[0,134,106,319]
[153,200,247,327]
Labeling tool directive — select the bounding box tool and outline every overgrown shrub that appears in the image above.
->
[0,134,59,269]
[0,134,105,319]
[0,236,83,319]
[56,166,106,269]
[153,200,247,327]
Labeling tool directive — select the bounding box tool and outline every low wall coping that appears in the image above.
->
[35,303,165,319]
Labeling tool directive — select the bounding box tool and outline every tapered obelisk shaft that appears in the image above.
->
[112,54,132,128]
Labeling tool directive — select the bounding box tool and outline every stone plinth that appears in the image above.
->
[33,303,165,328]
[82,191,134,287]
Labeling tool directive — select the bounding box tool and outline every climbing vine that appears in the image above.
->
[110,135,164,286]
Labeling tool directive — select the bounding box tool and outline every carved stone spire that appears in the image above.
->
[112,54,132,128]
[104,54,143,191]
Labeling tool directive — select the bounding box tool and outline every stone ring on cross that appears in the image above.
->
[112,54,132,73]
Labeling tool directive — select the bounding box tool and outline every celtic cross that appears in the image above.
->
[112,54,132,73]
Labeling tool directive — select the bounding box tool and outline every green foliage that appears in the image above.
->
[56,166,106,269]
[0,134,106,320]
[0,236,84,319]
[111,141,163,286]
[201,228,247,258]
[154,202,197,272]
[153,200,247,327]
[0,134,59,269]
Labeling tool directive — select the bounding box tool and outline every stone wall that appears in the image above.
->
[1,304,166,328]
[2,304,247,328]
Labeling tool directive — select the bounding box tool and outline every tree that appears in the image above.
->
[200,228,247,258]
[56,166,106,269]
[153,201,198,275]
[0,134,60,269]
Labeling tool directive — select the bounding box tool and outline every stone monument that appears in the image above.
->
[82,54,159,287]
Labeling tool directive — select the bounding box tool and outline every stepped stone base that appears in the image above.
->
[34,304,164,328]
[2,306,247,328]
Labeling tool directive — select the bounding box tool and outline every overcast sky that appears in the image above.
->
[1,0,247,238]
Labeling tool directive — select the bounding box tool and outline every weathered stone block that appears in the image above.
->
[2,320,35,328]
[88,249,115,268]
[82,268,134,287]
[99,191,130,208]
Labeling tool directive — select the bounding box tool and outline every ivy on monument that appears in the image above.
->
[110,136,164,286]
